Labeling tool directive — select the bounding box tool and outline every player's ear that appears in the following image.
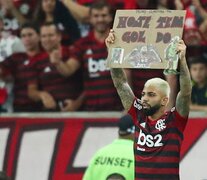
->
[161,97,169,106]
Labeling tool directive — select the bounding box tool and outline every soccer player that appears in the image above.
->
[106,30,192,179]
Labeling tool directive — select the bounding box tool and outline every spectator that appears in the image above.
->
[189,55,207,111]
[51,1,122,111]
[0,22,43,112]
[83,114,135,180]
[33,0,80,46]
[0,15,25,112]
[28,22,83,112]
[0,0,36,36]
[184,0,207,46]
[61,0,125,37]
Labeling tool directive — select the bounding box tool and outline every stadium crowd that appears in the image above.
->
[0,0,207,113]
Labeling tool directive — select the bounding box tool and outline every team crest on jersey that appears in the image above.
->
[155,119,166,131]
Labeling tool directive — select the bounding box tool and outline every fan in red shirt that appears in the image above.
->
[0,22,43,112]
[45,1,122,111]
[28,22,83,112]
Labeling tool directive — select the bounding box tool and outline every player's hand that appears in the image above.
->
[105,29,115,49]
[49,49,62,66]
[40,92,57,109]
[176,40,186,61]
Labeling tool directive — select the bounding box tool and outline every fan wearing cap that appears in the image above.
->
[83,115,135,180]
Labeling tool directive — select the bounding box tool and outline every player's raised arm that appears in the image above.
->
[106,30,135,111]
[175,40,192,117]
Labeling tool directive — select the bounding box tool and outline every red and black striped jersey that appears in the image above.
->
[70,31,122,111]
[131,69,164,98]
[1,52,42,111]
[128,98,188,180]
[29,46,83,104]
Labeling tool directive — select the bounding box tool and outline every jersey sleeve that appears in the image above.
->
[174,108,189,132]
[128,98,143,125]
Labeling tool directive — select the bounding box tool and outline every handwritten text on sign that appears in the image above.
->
[117,16,184,44]
[107,10,186,69]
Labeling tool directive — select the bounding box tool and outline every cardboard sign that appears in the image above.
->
[107,10,186,69]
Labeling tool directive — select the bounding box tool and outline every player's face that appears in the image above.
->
[40,25,61,52]
[141,85,166,116]
[190,63,207,84]
[90,7,112,33]
[20,28,39,51]
[42,0,56,14]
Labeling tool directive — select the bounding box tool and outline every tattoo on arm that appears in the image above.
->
[111,68,135,111]
[176,58,192,117]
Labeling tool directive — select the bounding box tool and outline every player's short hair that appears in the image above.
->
[144,78,170,98]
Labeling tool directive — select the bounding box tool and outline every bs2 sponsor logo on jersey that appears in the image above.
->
[137,129,163,150]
